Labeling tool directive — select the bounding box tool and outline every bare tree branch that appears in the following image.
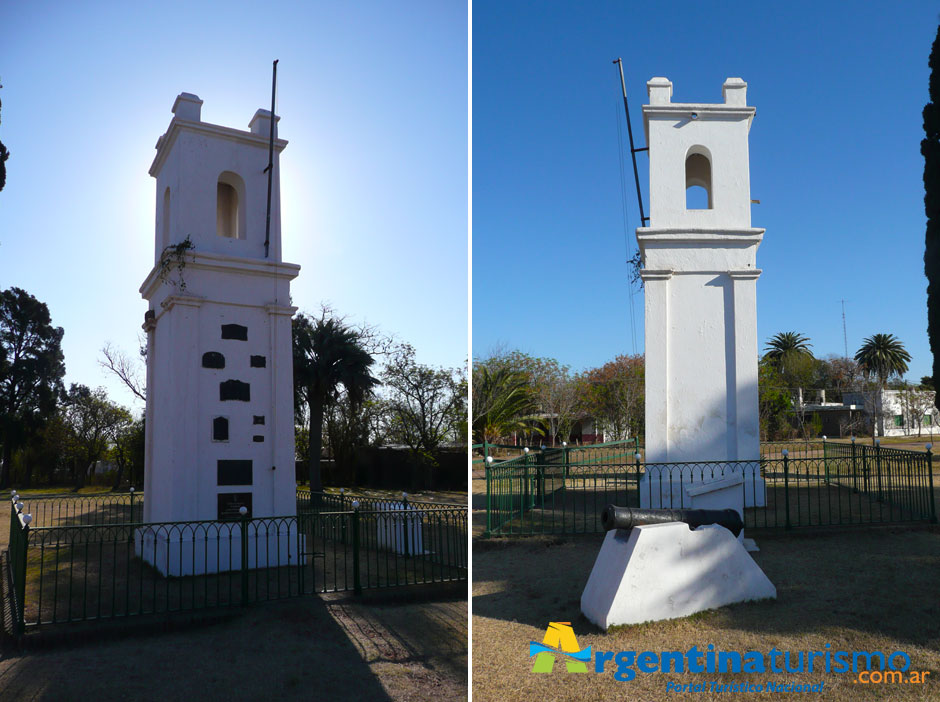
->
[99,342,146,403]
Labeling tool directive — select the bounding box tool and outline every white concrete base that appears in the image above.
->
[742,538,759,552]
[580,522,775,630]
[640,462,766,509]
[135,524,304,577]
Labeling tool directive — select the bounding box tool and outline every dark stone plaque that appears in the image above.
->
[213,417,229,441]
[217,459,253,485]
[252,435,264,443]
[202,351,225,369]
[220,379,250,401]
[253,415,265,425]
[221,324,248,341]
[217,492,252,521]
[250,355,266,368]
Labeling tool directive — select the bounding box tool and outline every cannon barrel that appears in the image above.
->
[601,505,743,537]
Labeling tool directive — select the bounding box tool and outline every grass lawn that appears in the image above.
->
[0,589,467,701]
[0,492,469,701]
[472,527,940,701]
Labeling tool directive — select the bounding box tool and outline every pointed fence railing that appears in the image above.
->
[483,440,937,536]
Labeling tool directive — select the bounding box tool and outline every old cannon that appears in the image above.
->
[600,505,744,538]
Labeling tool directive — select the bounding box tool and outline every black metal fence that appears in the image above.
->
[6,490,467,634]
[483,441,938,536]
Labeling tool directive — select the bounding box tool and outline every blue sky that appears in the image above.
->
[472,1,940,383]
[0,1,467,413]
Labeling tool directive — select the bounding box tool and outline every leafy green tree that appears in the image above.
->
[924,23,940,408]
[62,385,129,489]
[855,334,912,386]
[0,287,66,488]
[382,344,465,466]
[757,362,794,440]
[575,355,644,442]
[855,333,912,438]
[471,363,540,443]
[293,311,378,491]
[763,332,813,366]
[107,414,142,490]
[0,79,8,193]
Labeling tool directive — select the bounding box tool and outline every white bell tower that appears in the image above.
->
[637,77,765,508]
[140,92,300,542]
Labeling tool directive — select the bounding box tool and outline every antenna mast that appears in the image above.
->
[263,59,279,259]
[613,58,648,226]
[841,299,849,360]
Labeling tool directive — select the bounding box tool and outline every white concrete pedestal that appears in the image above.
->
[580,522,775,630]
[639,462,766,509]
[135,524,304,577]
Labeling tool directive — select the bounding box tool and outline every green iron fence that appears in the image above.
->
[472,438,640,467]
[483,441,937,536]
[6,491,467,635]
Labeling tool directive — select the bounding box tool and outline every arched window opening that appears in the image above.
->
[685,149,712,210]
[216,172,245,239]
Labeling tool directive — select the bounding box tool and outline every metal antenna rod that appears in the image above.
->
[842,299,849,360]
[263,59,279,259]
[613,58,648,226]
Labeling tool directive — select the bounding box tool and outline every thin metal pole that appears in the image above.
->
[263,59,279,259]
[613,58,648,226]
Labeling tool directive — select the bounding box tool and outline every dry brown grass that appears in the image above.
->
[472,527,940,702]
[0,496,469,701]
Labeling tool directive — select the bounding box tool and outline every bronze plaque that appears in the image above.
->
[217,492,252,521]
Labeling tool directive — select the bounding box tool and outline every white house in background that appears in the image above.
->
[842,389,939,438]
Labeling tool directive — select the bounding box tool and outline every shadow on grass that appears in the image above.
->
[472,527,940,650]
[0,595,398,701]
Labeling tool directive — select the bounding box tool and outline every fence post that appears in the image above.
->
[562,442,569,480]
[928,444,937,524]
[522,447,531,514]
[14,512,31,636]
[485,456,493,535]
[783,449,791,530]
[401,492,410,558]
[851,436,858,492]
[875,439,883,502]
[634,452,642,509]
[351,501,362,596]
[822,436,829,485]
[239,507,249,607]
[129,487,136,522]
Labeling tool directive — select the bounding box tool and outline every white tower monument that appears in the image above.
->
[138,93,300,573]
[637,77,765,508]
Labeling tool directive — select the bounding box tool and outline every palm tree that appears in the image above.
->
[855,333,912,385]
[293,312,378,491]
[471,365,541,444]
[855,333,912,439]
[762,332,813,366]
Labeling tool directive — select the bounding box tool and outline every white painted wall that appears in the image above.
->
[638,78,764,507]
[141,93,300,537]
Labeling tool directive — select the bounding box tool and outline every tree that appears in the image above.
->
[923,23,940,408]
[576,355,645,442]
[107,414,143,490]
[471,362,540,443]
[0,78,8,193]
[0,287,66,488]
[855,333,912,438]
[293,311,378,491]
[62,385,129,489]
[898,382,936,437]
[99,340,147,404]
[758,362,794,441]
[763,332,813,366]
[383,344,465,463]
